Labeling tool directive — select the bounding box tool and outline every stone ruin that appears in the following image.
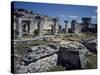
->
[58,41,88,69]
[14,41,88,73]
[12,8,97,74]
[13,8,59,38]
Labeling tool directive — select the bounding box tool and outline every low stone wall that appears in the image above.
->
[81,39,97,53]
[14,44,59,73]
[27,54,57,73]
[14,41,88,73]
[57,42,87,69]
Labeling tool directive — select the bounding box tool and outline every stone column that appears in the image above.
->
[71,20,75,33]
[71,20,78,34]
[52,18,58,35]
[38,22,41,35]
[25,23,28,34]
[29,19,34,35]
[64,20,68,34]
[16,17,22,38]
[59,25,62,33]
[35,15,44,36]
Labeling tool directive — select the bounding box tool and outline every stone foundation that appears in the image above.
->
[14,42,88,73]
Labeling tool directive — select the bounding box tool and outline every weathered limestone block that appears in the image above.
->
[27,54,57,73]
[79,53,86,68]
[14,62,27,74]
[15,44,58,73]
[82,39,97,53]
[14,41,88,73]
[22,45,59,63]
[58,41,88,69]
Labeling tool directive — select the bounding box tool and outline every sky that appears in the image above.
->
[13,1,97,28]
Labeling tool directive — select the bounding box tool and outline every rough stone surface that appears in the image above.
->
[27,54,57,73]
[14,44,59,73]
[14,8,59,37]
[14,41,88,73]
[14,62,27,73]
[58,41,88,69]
[22,45,59,62]
[82,39,97,53]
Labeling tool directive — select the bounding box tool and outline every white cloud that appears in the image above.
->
[59,15,65,18]
[78,20,81,23]
[92,16,97,19]
[69,16,78,19]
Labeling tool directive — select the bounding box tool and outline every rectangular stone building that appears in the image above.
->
[13,8,59,38]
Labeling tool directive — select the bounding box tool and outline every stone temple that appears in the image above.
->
[13,8,97,38]
[13,9,59,38]
[12,8,97,73]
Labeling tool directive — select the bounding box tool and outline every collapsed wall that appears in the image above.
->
[14,44,59,73]
[58,41,88,69]
[14,41,88,73]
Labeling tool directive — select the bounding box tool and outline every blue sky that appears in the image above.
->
[13,1,97,28]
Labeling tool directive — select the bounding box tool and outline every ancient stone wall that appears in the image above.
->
[14,9,60,37]
[14,40,88,73]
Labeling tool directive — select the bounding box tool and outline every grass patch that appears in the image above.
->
[85,54,97,69]
[22,35,34,38]
[15,44,29,55]
[47,66,66,72]
[61,33,97,42]
[15,40,52,55]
